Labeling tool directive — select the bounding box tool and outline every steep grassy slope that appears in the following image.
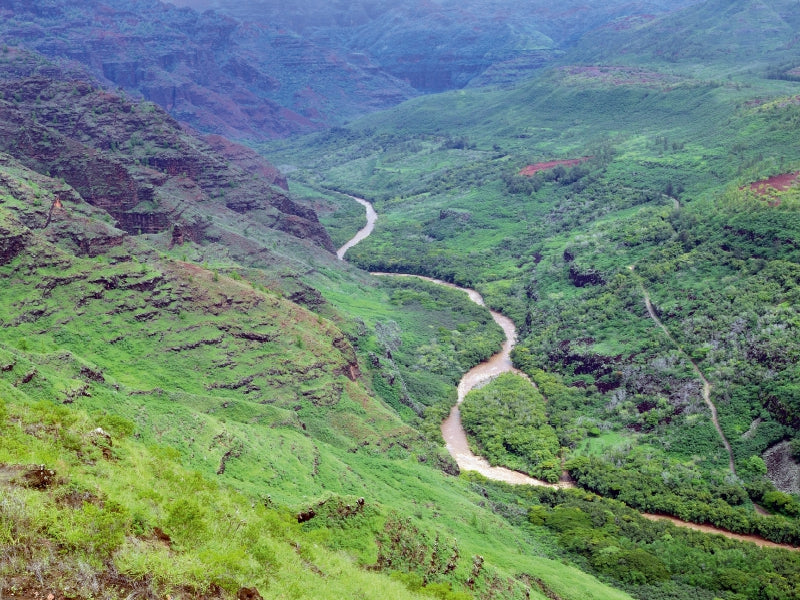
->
[0,392,437,600]
[0,48,643,599]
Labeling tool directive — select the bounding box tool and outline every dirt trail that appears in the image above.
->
[640,513,791,549]
[340,195,796,551]
[636,276,736,475]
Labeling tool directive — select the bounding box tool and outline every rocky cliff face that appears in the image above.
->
[0,153,127,258]
[0,152,364,434]
[0,0,416,140]
[0,217,29,265]
[201,135,289,191]
[170,0,701,93]
[0,48,334,252]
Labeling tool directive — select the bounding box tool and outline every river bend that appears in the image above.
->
[336,194,798,550]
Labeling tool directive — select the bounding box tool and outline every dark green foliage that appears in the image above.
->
[475,479,800,600]
[567,455,800,545]
[461,373,560,482]
[363,276,504,422]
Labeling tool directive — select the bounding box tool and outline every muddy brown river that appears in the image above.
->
[372,274,568,488]
[336,195,378,261]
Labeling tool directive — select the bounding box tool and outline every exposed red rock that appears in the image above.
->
[749,171,800,196]
[0,50,334,252]
[519,157,590,176]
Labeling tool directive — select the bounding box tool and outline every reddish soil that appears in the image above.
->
[749,171,800,196]
[641,513,798,550]
[519,157,590,176]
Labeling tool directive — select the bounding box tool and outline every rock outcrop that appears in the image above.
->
[0,49,334,252]
[0,0,416,139]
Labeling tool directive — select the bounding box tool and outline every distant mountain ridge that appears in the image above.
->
[0,0,416,140]
[570,0,800,73]
[0,0,708,141]
[174,0,702,92]
[4,0,797,142]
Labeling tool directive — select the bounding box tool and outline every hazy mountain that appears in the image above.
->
[568,0,800,74]
[170,0,702,91]
[0,0,417,139]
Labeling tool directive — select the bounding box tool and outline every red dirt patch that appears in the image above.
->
[606,14,656,30]
[519,158,590,177]
[749,172,800,196]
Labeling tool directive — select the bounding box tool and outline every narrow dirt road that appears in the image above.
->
[640,284,737,475]
[641,513,791,549]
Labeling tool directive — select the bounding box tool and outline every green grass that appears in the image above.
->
[576,431,634,457]
[0,388,444,599]
[0,157,635,599]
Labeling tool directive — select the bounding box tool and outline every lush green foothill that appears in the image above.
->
[461,373,561,482]
[0,394,432,599]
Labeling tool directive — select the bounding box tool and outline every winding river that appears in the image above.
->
[337,194,797,550]
[372,273,569,489]
[336,195,378,261]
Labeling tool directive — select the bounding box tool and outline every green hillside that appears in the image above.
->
[568,0,800,77]
[260,43,800,597]
[4,0,800,598]
[0,50,635,600]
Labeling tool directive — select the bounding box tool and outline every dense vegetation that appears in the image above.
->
[461,374,560,482]
[4,1,800,598]
[264,39,800,598]
[470,476,800,600]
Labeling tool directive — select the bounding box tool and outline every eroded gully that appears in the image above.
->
[337,195,796,550]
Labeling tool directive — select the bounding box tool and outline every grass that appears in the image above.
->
[576,431,635,457]
[0,154,633,599]
[0,388,442,599]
